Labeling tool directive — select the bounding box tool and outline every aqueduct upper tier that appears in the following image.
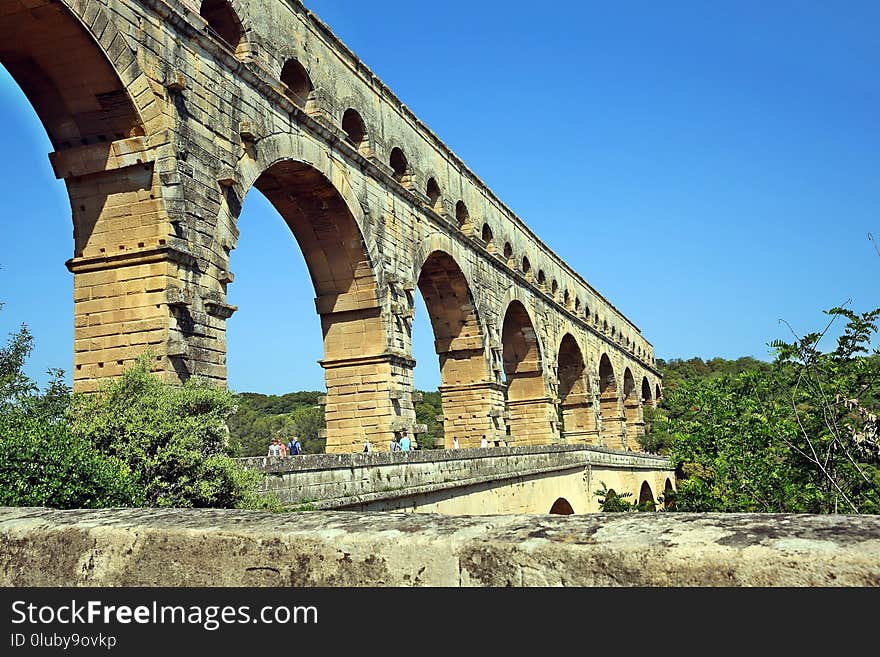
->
[1,0,662,452]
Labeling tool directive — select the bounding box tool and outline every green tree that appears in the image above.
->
[593,482,635,512]
[68,356,278,510]
[665,306,880,513]
[0,313,138,508]
[415,390,444,449]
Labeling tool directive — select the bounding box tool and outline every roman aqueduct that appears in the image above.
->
[1,0,662,453]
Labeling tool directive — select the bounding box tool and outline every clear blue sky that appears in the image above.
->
[1,0,877,395]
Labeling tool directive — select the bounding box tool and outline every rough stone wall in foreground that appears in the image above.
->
[1,508,878,586]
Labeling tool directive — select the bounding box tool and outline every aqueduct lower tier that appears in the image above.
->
[1,0,662,452]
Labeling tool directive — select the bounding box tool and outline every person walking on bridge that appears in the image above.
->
[399,429,412,452]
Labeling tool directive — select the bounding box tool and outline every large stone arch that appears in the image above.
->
[1,0,154,146]
[0,0,181,393]
[501,299,556,445]
[412,239,505,447]
[622,366,643,449]
[556,333,598,444]
[598,353,625,449]
[232,135,384,295]
[228,146,404,453]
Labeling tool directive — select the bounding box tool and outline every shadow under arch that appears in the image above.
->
[598,353,624,449]
[232,158,392,453]
[622,366,641,449]
[663,477,675,510]
[549,497,575,515]
[641,376,653,407]
[556,333,597,444]
[638,481,656,510]
[417,249,499,448]
[501,300,555,445]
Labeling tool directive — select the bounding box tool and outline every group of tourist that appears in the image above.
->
[267,436,303,457]
[293,430,508,455]
[388,428,416,452]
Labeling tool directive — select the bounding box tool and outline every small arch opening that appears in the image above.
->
[563,288,571,308]
[664,478,675,510]
[426,177,442,212]
[280,58,313,109]
[503,242,513,266]
[455,200,470,229]
[537,270,546,290]
[342,108,367,152]
[389,147,409,184]
[639,481,656,510]
[481,223,494,252]
[200,0,244,54]
[549,497,575,515]
[551,279,558,298]
[522,256,531,279]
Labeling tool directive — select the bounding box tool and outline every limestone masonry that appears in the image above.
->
[2,508,878,586]
[1,0,661,452]
[244,444,674,514]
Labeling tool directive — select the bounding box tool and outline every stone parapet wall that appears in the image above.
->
[238,445,672,510]
[1,508,877,586]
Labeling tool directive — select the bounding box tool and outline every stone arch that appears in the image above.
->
[641,376,653,407]
[501,300,555,445]
[638,481,656,510]
[426,177,442,213]
[1,3,146,152]
[537,269,546,290]
[280,58,313,110]
[481,223,495,253]
[551,279,559,299]
[503,242,514,267]
[417,250,497,448]
[455,200,471,232]
[622,367,641,448]
[0,1,178,393]
[389,146,411,186]
[200,0,246,56]
[557,334,597,444]
[549,498,575,515]
[342,108,368,154]
[521,256,532,280]
[599,353,624,449]
[232,146,395,453]
[563,288,571,309]
[663,478,675,510]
